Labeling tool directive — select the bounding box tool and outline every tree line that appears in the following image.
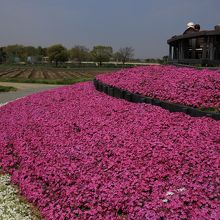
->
[0,44,135,67]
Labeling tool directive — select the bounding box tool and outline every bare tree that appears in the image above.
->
[117,47,134,64]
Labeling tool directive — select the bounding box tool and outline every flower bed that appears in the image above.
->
[0,82,219,219]
[96,65,220,111]
[93,79,220,120]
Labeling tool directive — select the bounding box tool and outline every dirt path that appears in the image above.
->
[0,82,63,104]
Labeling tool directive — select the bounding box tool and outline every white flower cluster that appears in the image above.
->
[0,174,41,220]
[0,103,8,107]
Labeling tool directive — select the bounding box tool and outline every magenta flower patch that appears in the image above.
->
[0,82,219,219]
[97,65,220,110]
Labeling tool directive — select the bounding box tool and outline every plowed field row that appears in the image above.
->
[0,68,98,80]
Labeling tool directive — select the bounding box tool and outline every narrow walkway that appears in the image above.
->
[0,82,63,104]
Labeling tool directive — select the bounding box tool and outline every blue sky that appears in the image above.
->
[0,0,219,58]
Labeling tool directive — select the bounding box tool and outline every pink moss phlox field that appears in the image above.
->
[0,82,220,219]
[97,65,220,110]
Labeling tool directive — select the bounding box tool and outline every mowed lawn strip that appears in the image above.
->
[0,85,17,92]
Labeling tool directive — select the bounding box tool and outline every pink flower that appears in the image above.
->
[97,65,220,110]
[0,81,219,219]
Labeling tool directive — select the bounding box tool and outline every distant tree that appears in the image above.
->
[113,51,121,62]
[36,46,47,63]
[145,58,157,63]
[69,45,89,64]
[0,47,7,64]
[47,44,68,67]
[37,46,47,57]
[91,45,113,66]
[145,58,163,64]
[162,55,169,63]
[5,45,26,63]
[117,47,134,64]
[23,46,38,63]
[24,46,37,57]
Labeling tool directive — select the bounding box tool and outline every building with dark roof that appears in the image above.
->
[167,23,220,66]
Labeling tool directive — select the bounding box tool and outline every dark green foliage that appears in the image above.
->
[69,45,90,64]
[47,44,69,67]
[0,85,17,92]
[91,45,113,66]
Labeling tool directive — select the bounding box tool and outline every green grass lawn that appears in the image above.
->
[0,77,91,85]
[0,85,17,92]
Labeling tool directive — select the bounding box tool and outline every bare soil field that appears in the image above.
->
[0,67,118,84]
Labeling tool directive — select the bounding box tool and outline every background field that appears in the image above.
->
[0,66,120,84]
